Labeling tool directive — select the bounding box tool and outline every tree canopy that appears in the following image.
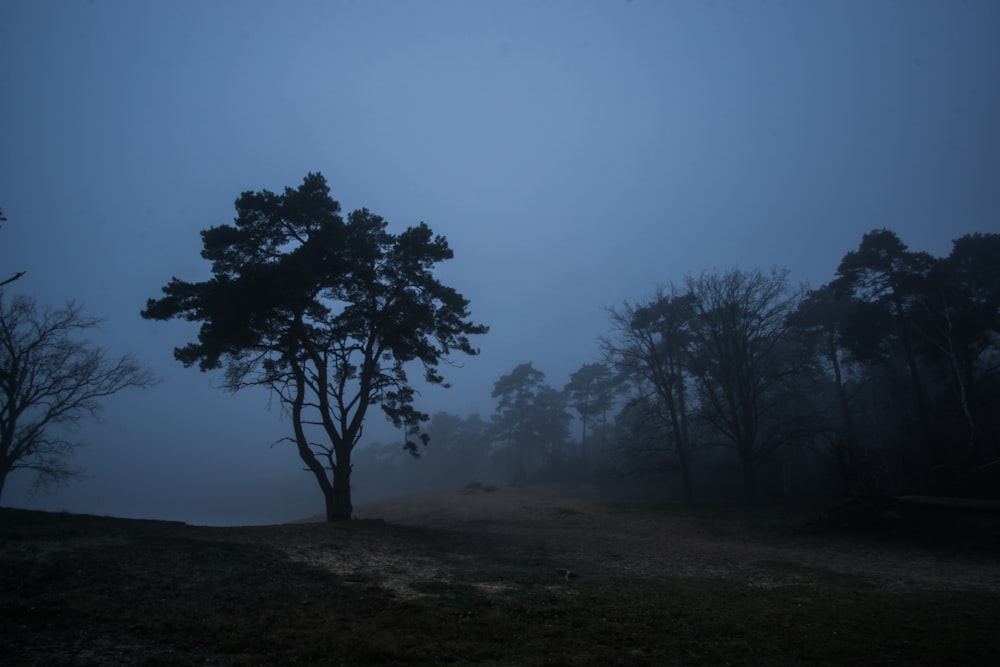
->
[564,362,616,467]
[142,173,487,520]
[604,286,700,502]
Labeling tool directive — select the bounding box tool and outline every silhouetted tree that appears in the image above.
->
[604,287,700,503]
[832,230,935,469]
[911,233,1000,490]
[490,362,554,485]
[687,267,809,502]
[0,295,154,501]
[142,173,487,520]
[789,285,876,493]
[564,362,616,468]
[527,385,574,480]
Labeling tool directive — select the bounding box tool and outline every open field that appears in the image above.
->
[2,485,1000,665]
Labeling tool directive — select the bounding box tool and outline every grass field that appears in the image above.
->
[2,486,999,665]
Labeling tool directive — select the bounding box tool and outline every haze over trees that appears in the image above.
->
[0,296,154,502]
[593,231,999,503]
[142,173,487,521]
[11,174,993,517]
[563,362,616,469]
[490,362,568,486]
[363,229,999,508]
[351,411,493,500]
[6,171,996,517]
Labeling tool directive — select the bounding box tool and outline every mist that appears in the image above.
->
[1,0,998,525]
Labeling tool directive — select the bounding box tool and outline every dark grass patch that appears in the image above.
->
[2,535,392,663]
[2,507,999,665]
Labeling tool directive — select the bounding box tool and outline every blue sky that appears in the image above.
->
[1,0,998,524]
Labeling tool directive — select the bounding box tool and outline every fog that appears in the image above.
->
[1,1,997,525]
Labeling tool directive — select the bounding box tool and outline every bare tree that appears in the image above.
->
[687,268,811,502]
[603,286,700,503]
[0,294,155,501]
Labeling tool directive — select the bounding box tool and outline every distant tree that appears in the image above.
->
[419,411,493,488]
[563,362,616,467]
[604,287,700,503]
[609,392,696,488]
[0,295,154,502]
[832,229,935,460]
[788,284,874,493]
[490,362,548,486]
[527,384,574,478]
[790,230,1000,497]
[911,233,1000,490]
[142,173,487,521]
[687,267,809,502]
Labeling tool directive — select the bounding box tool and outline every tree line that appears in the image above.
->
[4,174,996,519]
[356,229,1000,506]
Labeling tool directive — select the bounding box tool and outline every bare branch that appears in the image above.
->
[0,294,156,500]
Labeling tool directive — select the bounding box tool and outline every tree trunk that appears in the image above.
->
[891,293,934,461]
[326,447,354,521]
[669,374,695,505]
[828,329,856,451]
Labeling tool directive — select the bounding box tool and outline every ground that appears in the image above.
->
[2,484,999,665]
[351,484,1000,593]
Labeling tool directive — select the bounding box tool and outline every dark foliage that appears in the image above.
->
[142,173,487,520]
[596,230,999,505]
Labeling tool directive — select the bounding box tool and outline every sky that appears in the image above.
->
[1,0,998,525]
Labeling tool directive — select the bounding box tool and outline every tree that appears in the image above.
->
[603,287,700,503]
[911,233,1000,490]
[832,229,935,460]
[527,384,574,479]
[142,173,487,521]
[0,295,154,501]
[687,267,809,502]
[789,285,873,492]
[563,362,616,467]
[490,362,547,486]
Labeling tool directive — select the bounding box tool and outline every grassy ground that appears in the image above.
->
[1,501,999,665]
